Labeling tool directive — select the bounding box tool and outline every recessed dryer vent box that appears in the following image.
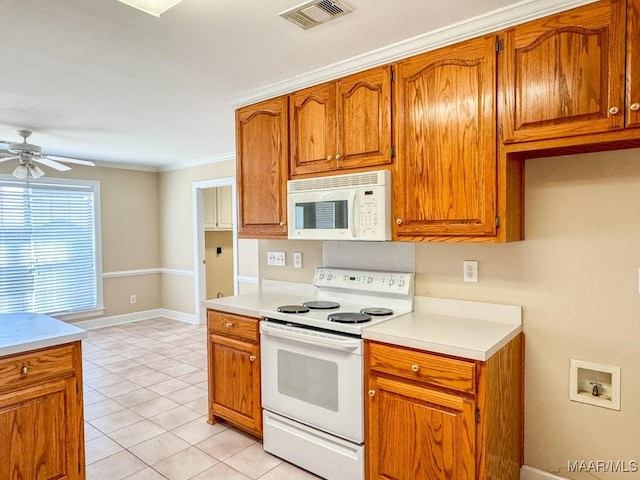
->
[569,359,620,410]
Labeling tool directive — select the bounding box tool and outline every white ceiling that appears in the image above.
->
[0,0,590,171]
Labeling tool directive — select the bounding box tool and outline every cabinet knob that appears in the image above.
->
[249,355,256,362]
[279,221,286,227]
[20,365,28,375]
[631,103,640,111]
[396,218,403,225]
[326,155,334,161]
[411,364,420,372]
[225,322,234,328]
[335,154,342,160]
[368,389,376,397]
[609,106,620,115]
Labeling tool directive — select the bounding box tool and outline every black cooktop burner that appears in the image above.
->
[277,305,310,314]
[303,300,340,310]
[360,307,394,316]
[328,312,372,324]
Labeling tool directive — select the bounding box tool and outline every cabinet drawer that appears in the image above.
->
[208,310,259,342]
[0,345,75,390]
[367,342,475,394]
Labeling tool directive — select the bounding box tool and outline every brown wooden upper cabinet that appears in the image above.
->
[289,65,392,177]
[236,96,289,238]
[393,35,499,241]
[499,0,635,144]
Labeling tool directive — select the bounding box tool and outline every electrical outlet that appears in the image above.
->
[267,251,286,266]
[130,294,137,304]
[463,260,478,283]
[293,252,302,268]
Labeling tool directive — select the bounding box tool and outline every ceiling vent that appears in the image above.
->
[280,0,353,30]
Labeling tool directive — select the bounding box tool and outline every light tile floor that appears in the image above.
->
[82,318,320,480]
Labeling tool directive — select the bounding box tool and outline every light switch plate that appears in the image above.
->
[267,251,286,266]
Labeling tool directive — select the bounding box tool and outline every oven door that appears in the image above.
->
[260,321,363,444]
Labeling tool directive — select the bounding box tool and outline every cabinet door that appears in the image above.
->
[500,0,626,143]
[367,375,476,480]
[289,82,337,176]
[394,35,497,239]
[209,334,261,436]
[336,66,392,170]
[236,97,288,238]
[0,378,82,480]
[203,188,216,230]
[215,185,234,230]
[626,0,640,128]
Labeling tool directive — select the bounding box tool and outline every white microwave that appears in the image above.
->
[287,170,391,241]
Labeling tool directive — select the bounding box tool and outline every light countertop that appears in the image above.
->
[205,287,522,361]
[362,296,522,361]
[0,313,87,357]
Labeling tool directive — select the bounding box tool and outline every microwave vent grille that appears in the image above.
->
[288,170,387,192]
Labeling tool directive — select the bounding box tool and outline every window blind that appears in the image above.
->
[0,180,98,315]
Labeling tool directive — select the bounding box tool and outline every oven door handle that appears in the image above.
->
[261,323,361,352]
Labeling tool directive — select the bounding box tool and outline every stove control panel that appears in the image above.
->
[314,268,414,295]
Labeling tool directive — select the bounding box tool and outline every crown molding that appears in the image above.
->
[228,0,596,109]
[160,152,235,172]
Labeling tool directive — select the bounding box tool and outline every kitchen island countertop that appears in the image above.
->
[362,296,522,361]
[0,313,87,357]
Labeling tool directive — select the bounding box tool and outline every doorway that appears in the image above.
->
[192,177,237,324]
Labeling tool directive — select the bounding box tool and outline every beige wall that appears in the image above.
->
[205,230,234,299]
[257,150,640,479]
[0,163,161,322]
[158,160,236,314]
[259,239,323,285]
[413,151,640,479]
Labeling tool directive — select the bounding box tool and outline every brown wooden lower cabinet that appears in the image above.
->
[0,342,85,480]
[207,309,262,438]
[365,334,523,480]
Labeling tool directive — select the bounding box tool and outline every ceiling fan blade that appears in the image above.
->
[0,155,20,163]
[44,155,95,167]
[32,157,72,171]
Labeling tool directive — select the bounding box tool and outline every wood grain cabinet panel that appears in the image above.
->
[368,376,476,480]
[236,96,289,238]
[207,309,262,438]
[365,336,524,480]
[0,343,85,480]
[393,35,498,240]
[290,65,392,177]
[500,0,627,143]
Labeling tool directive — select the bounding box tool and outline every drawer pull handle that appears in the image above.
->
[411,364,420,372]
[249,355,256,362]
[226,322,234,328]
[368,390,376,397]
[20,366,29,375]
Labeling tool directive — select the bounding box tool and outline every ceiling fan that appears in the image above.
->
[0,130,95,179]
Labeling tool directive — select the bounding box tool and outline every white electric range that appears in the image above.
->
[259,267,414,480]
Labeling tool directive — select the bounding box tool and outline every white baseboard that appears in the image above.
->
[159,309,199,325]
[73,308,198,330]
[521,465,568,480]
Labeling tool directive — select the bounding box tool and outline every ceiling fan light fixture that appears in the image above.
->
[31,164,45,179]
[117,0,184,17]
[12,163,45,180]
[12,164,29,180]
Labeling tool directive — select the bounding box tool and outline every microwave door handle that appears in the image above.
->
[349,189,357,238]
[261,323,361,351]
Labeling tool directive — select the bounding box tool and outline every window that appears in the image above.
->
[0,176,102,316]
